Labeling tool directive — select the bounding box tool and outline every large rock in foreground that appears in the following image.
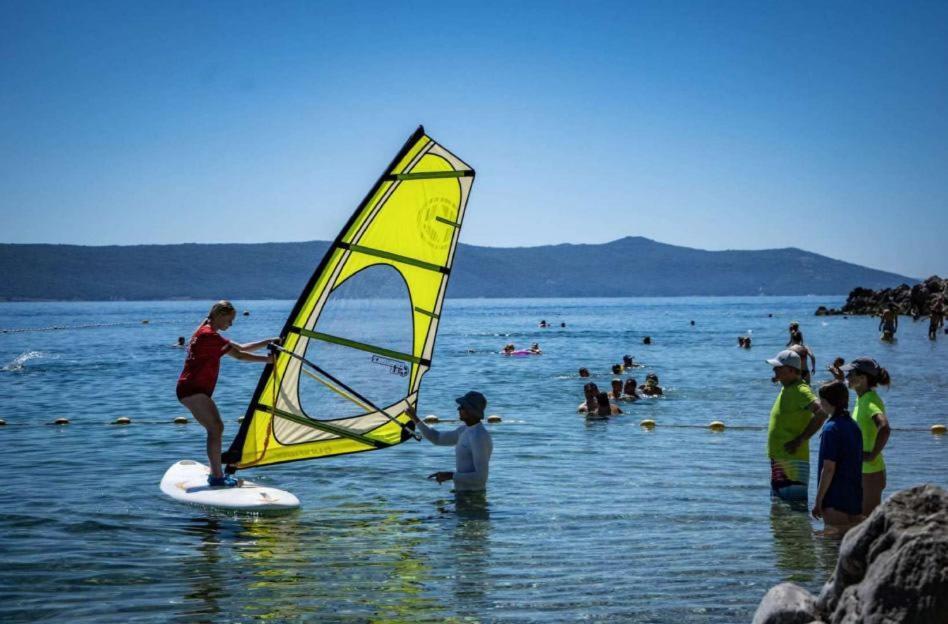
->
[753,484,948,624]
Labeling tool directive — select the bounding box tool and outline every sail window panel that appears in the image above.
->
[297,265,414,423]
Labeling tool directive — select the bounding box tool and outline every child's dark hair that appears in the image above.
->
[819,380,849,414]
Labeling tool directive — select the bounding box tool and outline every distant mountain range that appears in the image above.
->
[0,237,916,301]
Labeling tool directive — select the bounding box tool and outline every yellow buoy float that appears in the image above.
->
[932,424,947,435]
[423,415,439,424]
[52,417,70,425]
[709,420,726,431]
[112,416,131,425]
[173,416,188,424]
[487,414,502,423]
[640,419,656,429]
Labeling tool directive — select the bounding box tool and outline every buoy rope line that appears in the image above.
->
[0,320,173,334]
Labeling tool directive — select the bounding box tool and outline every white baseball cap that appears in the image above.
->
[766,349,802,370]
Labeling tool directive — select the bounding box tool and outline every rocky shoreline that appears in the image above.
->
[753,484,948,624]
[815,275,945,317]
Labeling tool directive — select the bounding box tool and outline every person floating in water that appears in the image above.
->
[529,343,542,354]
[622,354,636,369]
[578,382,600,413]
[812,380,864,531]
[502,343,515,355]
[175,336,186,347]
[595,392,620,418]
[639,373,664,396]
[176,300,277,487]
[611,363,623,375]
[621,378,640,401]
[765,349,827,505]
[643,336,652,345]
[878,308,898,341]
[408,391,493,492]
[842,358,892,516]
[578,367,591,378]
[539,319,549,328]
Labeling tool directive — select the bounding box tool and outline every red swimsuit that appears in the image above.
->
[176,324,232,399]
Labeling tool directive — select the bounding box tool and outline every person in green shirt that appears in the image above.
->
[766,350,828,505]
[842,357,892,516]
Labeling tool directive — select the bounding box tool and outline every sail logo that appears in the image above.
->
[417,196,454,249]
[371,355,409,377]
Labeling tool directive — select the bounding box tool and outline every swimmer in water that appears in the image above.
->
[607,378,623,400]
[578,382,599,413]
[611,363,623,375]
[786,322,803,347]
[595,392,621,417]
[643,336,652,345]
[622,354,635,369]
[622,378,640,402]
[539,319,549,328]
[176,336,186,347]
[743,336,752,349]
[738,337,746,348]
[529,343,542,354]
[578,367,591,378]
[639,373,664,397]
[502,343,515,355]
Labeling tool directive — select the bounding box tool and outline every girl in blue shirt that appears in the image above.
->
[813,381,864,530]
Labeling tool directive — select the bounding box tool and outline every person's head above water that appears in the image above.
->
[595,392,612,416]
[578,367,590,378]
[623,378,637,394]
[611,378,622,394]
[583,382,600,399]
[643,336,652,345]
[455,391,487,425]
[177,336,186,346]
[611,363,622,375]
[622,354,634,367]
[204,300,236,330]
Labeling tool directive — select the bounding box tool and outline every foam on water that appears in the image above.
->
[1,350,47,372]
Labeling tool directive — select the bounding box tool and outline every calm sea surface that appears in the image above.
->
[1,297,945,623]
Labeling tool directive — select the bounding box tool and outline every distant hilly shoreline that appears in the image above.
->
[0,237,916,301]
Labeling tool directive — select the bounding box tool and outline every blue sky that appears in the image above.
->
[2,1,946,278]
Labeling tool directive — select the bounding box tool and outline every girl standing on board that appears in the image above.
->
[842,357,892,516]
[177,300,277,487]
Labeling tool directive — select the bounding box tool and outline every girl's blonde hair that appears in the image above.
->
[202,300,236,327]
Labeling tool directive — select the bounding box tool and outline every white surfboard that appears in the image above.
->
[160,460,300,512]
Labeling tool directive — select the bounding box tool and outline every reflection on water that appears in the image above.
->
[768,502,837,583]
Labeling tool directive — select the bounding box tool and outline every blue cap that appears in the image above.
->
[455,391,487,419]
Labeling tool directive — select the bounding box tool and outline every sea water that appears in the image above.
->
[0,297,945,623]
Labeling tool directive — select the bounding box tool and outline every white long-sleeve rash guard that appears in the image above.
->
[415,420,493,491]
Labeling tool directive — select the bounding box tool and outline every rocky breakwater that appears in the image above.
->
[753,484,948,624]
[815,275,945,317]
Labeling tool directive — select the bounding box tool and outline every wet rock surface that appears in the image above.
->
[753,484,948,624]
[816,276,945,318]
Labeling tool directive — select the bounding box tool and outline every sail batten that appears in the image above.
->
[222,127,473,470]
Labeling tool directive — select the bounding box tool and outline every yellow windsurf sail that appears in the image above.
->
[223,126,474,470]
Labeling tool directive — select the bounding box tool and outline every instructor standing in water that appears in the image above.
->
[177,300,276,487]
[408,391,493,491]
[766,350,828,505]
